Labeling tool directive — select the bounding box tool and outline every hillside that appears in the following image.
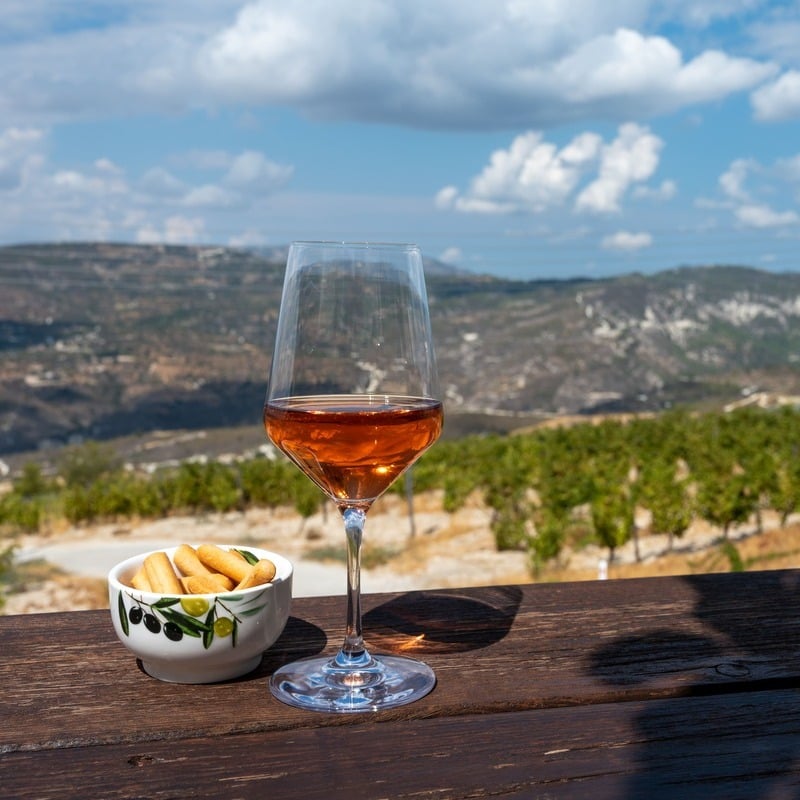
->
[3,243,800,458]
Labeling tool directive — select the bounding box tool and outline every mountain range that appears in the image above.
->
[2,242,800,457]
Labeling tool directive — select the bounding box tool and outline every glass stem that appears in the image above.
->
[340,506,367,664]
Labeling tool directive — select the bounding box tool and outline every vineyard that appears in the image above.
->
[2,405,800,586]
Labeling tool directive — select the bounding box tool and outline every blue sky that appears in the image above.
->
[2,1,800,280]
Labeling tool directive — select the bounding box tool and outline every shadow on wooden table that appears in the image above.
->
[259,615,328,675]
[258,585,521,677]
[588,571,800,799]
[364,584,523,655]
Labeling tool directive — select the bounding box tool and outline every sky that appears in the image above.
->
[2,1,800,280]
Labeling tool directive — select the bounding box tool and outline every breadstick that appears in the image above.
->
[184,574,233,594]
[173,545,235,590]
[130,565,152,592]
[204,572,234,590]
[144,551,184,595]
[235,558,277,590]
[173,544,212,577]
[196,544,250,583]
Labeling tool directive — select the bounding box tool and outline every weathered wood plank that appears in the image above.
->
[4,688,800,800]
[3,571,800,753]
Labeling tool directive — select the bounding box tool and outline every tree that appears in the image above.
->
[529,507,566,575]
[763,409,800,526]
[772,454,800,526]
[688,414,758,539]
[637,458,693,551]
[695,462,755,539]
[534,429,594,521]
[590,482,634,564]
[484,439,536,551]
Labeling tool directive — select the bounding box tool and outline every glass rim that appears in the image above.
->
[290,240,420,251]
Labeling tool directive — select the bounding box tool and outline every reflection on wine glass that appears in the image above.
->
[264,241,443,713]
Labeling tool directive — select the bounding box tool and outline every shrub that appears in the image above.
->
[238,458,292,508]
[58,441,122,488]
[0,543,16,610]
[14,462,51,497]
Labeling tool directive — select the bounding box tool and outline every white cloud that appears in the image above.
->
[0,128,138,242]
[182,184,236,208]
[752,71,800,121]
[223,150,293,189]
[174,149,235,171]
[226,18,773,127]
[134,225,159,244]
[553,29,730,111]
[165,215,207,242]
[439,246,462,264]
[633,179,677,200]
[719,158,756,202]
[735,204,799,228]
[749,18,800,69]
[441,129,603,215]
[435,185,459,210]
[228,229,270,248]
[601,230,653,251]
[94,157,123,175]
[0,2,778,131]
[777,154,800,183]
[0,124,295,244]
[51,165,127,196]
[198,2,350,99]
[173,149,293,209]
[139,167,186,197]
[657,0,767,29]
[0,127,44,190]
[575,123,662,213]
[137,214,207,244]
[443,123,665,217]
[716,155,800,230]
[672,48,774,103]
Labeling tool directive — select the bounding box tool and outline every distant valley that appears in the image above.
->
[2,242,800,461]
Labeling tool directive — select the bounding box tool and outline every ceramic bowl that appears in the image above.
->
[108,545,292,683]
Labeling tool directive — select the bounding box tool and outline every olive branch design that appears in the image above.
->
[117,587,268,649]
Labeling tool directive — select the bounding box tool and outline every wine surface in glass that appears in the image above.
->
[263,394,443,505]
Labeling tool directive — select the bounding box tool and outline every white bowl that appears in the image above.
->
[108,545,293,683]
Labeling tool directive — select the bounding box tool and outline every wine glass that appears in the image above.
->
[263,241,443,713]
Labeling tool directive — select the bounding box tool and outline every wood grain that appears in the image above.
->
[3,689,800,799]
[3,570,800,798]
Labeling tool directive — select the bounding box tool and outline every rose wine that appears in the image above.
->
[264,394,443,505]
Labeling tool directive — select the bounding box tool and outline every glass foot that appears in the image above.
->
[269,652,436,713]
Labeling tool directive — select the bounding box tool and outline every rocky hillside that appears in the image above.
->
[2,243,800,455]
[430,265,800,416]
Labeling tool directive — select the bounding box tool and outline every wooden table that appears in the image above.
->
[3,569,800,798]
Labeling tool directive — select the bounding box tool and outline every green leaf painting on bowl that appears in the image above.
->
[116,589,266,649]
